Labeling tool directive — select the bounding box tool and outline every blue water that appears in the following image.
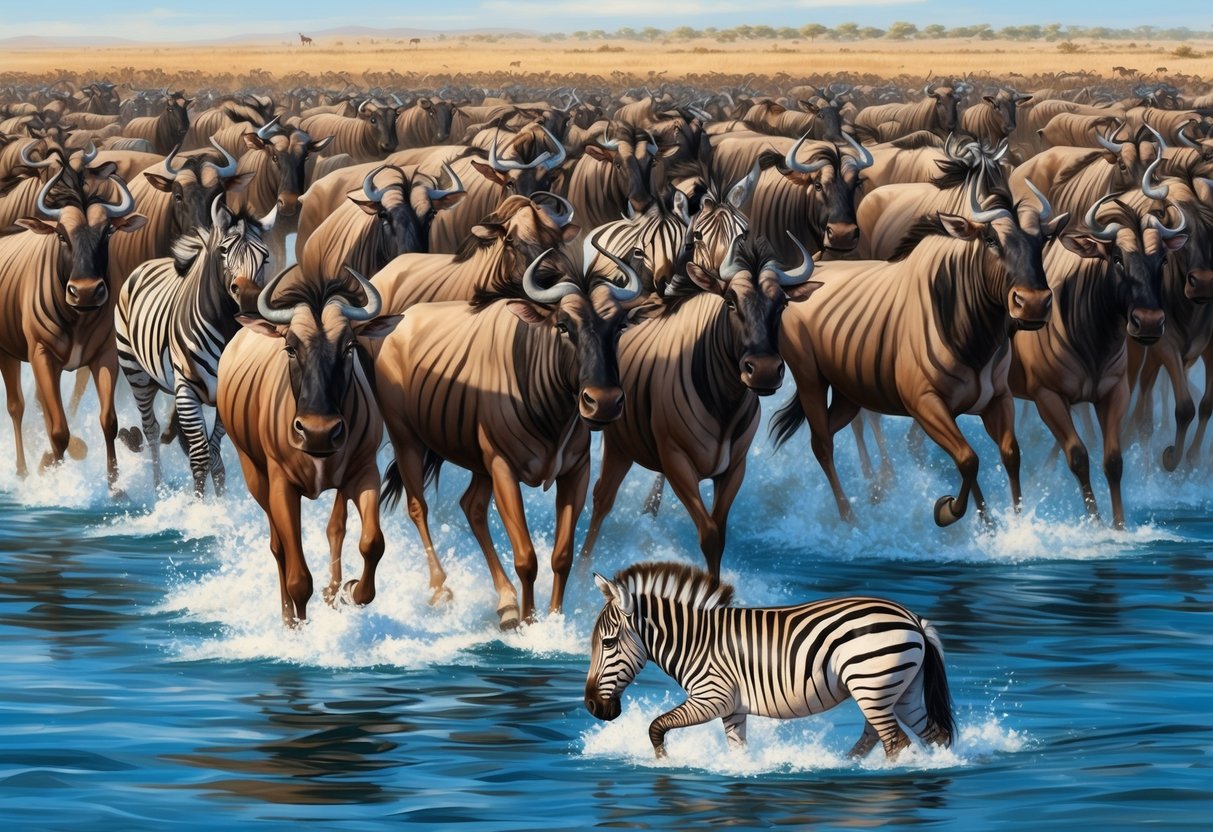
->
[0,373,1210,831]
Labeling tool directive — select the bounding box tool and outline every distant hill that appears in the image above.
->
[0,27,533,48]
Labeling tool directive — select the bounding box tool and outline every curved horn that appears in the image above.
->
[255,114,281,141]
[255,264,298,324]
[101,173,136,219]
[18,140,53,169]
[1024,178,1053,223]
[1147,205,1187,239]
[357,98,371,115]
[719,233,745,280]
[1176,120,1199,149]
[992,138,1010,162]
[1095,123,1125,154]
[207,137,238,179]
[81,139,98,166]
[258,203,278,232]
[840,129,873,171]
[1145,123,1169,154]
[1084,193,1124,242]
[539,124,566,171]
[597,128,621,150]
[768,231,814,286]
[361,164,401,203]
[588,226,642,301]
[331,266,382,321]
[785,130,830,174]
[1141,155,1169,200]
[164,142,185,178]
[531,190,575,226]
[35,167,65,220]
[967,169,1012,224]
[425,162,465,202]
[522,248,580,305]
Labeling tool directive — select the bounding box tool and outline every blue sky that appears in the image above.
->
[4,1,1207,40]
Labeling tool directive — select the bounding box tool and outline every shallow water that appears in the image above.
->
[0,372,1210,830]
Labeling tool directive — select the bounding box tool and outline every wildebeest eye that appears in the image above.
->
[370,117,377,124]
[556,322,569,335]
[1112,253,1123,267]
[284,345,298,358]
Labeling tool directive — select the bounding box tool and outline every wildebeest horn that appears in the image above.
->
[1095,124,1125,154]
[769,231,814,286]
[840,130,873,171]
[18,140,53,169]
[258,203,278,232]
[539,125,566,171]
[361,164,401,203]
[727,161,761,208]
[1176,120,1199,149]
[924,83,938,97]
[1084,193,1125,241]
[522,248,580,305]
[256,264,298,324]
[357,98,372,115]
[35,166,65,220]
[255,115,281,141]
[531,190,575,226]
[597,128,621,150]
[719,233,745,280]
[207,137,239,179]
[992,138,1010,161]
[1147,207,1187,239]
[101,173,135,219]
[332,266,382,321]
[81,140,98,166]
[164,142,185,177]
[967,169,1012,224]
[785,130,830,174]
[426,162,465,202]
[1141,155,1168,200]
[587,226,642,301]
[687,105,712,122]
[1024,179,1053,223]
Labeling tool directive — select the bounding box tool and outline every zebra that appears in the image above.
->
[584,189,692,297]
[115,195,275,496]
[584,562,954,760]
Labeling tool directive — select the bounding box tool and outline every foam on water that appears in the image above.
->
[579,694,1027,776]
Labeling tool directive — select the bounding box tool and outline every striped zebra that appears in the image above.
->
[585,562,954,760]
[115,196,274,495]
[584,191,691,296]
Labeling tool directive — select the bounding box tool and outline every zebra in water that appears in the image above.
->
[115,195,275,495]
[584,562,954,760]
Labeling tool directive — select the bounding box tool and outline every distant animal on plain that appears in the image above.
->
[510,60,521,68]
[410,38,421,48]
[299,33,313,47]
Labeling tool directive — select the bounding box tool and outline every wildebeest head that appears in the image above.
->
[678,233,816,393]
[584,126,675,217]
[241,265,384,457]
[17,166,147,310]
[163,91,192,138]
[584,572,648,722]
[348,162,466,267]
[414,97,456,143]
[242,119,334,217]
[924,83,959,134]
[144,139,253,238]
[505,226,642,427]
[1094,123,1153,191]
[357,98,399,153]
[769,131,866,253]
[471,124,567,196]
[979,89,1032,138]
[463,193,582,297]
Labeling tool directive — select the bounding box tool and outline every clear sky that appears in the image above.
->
[4,1,1207,40]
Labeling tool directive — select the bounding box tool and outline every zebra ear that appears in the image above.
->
[594,573,633,615]
[593,573,613,599]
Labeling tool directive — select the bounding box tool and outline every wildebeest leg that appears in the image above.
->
[460,473,515,627]
[239,452,291,620]
[30,345,69,469]
[978,392,1022,513]
[390,444,450,607]
[488,454,539,623]
[128,376,162,486]
[1131,352,1161,444]
[268,467,311,625]
[550,462,588,615]
[722,712,747,750]
[1186,343,1213,465]
[868,413,895,498]
[662,451,721,579]
[207,417,227,496]
[323,494,347,605]
[648,696,730,759]
[1096,381,1130,530]
[0,355,28,477]
[709,445,752,577]
[641,475,665,517]
[90,354,121,490]
[1156,346,1195,472]
[909,394,980,527]
[67,369,90,420]
[800,380,857,523]
[847,720,880,758]
[579,443,634,567]
[343,472,386,607]
[1033,390,1101,521]
[175,383,211,497]
[906,421,928,469]
[850,413,876,482]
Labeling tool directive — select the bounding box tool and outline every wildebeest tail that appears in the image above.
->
[920,618,955,747]
[379,450,445,510]
[769,394,806,448]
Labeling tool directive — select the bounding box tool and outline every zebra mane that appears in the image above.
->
[613,561,734,610]
[170,229,208,276]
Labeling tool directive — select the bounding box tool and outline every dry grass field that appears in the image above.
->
[2,37,1211,85]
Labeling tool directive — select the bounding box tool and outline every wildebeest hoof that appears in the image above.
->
[118,427,143,452]
[934,495,964,526]
[497,603,520,630]
[338,579,366,606]
[429,585,453,607]
[1161,445,1180,472]
[67,437,87,460]
[40,451,59,469]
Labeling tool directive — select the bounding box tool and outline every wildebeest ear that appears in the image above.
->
[223,172,255,193]
[310,135,335,152]
[561,223,581,242]
[87,161,117,180]
[110,213,148,233]
[937,213,980,240]
[469,160,508,187]
[144,173,174,193]
[243,132,268,151]
[471,222,507,241]
[799,99,819,114]
[583,145,614,164]
[354,314,403,339]
[686,262,723,294]
[1060,234,1108,259]
[15,217,57,235]
[418,98,433,110]
[235,314,286,338]
[1162,233,1190,252]
[1041,212,1071,240]
[983,95,997,106]
[348,196,380,215]
[506,300,550,325]
[429,190,467,211]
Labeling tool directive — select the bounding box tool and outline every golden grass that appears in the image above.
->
[1,37,1209,84]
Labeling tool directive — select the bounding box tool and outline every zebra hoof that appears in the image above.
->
[118,427,143,452]
[497,603,520,631]
[934,496,964,527]
[1161,445,1180,472]
[429,586,453,607]
[67,437,88,460]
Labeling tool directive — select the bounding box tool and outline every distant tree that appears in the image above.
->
[777,27,800,40]
[834,22,860,40]
[717,30,738,43]
[859,27,886,40]
[886,22,918,40]
[589,29,607,39]
[572,30,588,40]
[642,26,661,41]
[673,26,700,40]
[922,24,947,39]
[801,23,828,42]
[1043,23,1063,41]
[615,27,636,40]
[753,25,776,39]
[735,25,755,39]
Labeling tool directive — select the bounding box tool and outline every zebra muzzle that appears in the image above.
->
[585,695,621,721]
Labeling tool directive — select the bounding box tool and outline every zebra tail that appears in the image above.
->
[768,394,806,449]
[920,618,955,747]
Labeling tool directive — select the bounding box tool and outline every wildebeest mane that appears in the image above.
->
[1053,149,1105,192]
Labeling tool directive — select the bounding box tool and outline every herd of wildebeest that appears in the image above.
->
[1,71,1211,628]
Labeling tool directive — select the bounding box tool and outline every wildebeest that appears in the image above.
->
[122,91,191,155]
[301,100,399,163]
[959,88,1032,148]
[216,265,392,625]
[853,84,960,143]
